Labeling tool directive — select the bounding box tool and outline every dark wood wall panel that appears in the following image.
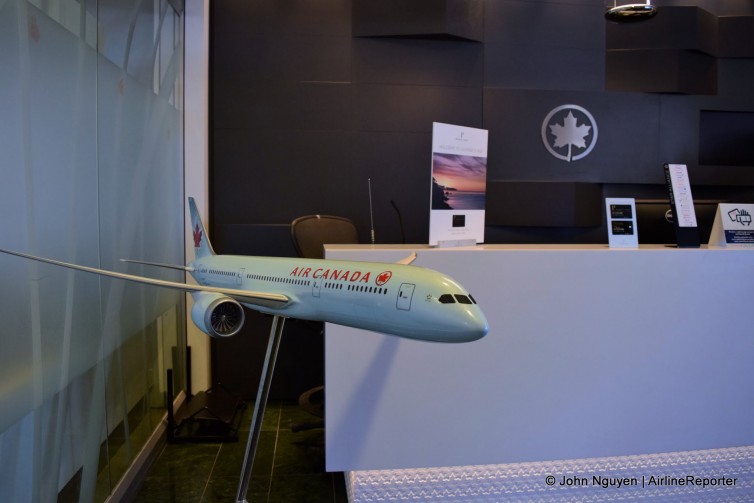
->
[352,38,483,86]
[486,182,603,227]
[484,0,605,90]
[718,16,754,57]
[351,131,435,244]
[213,130,353,226]
[353,85,482,132]
[212,0,352,37]
[718,59,754,97]
[213,35,352,86]
[214,81,352,131]
[352,0,484,41]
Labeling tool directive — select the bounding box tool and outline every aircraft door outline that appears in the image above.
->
[397,283,415,311]
[237,268,245,286]
[312,277,322,298]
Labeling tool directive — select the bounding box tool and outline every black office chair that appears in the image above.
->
[290,215,359,259]
[289,215,359,432]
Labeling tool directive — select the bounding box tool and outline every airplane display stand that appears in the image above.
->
[235,315,286,503]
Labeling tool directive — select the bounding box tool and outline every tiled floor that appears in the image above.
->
[134,402,348,502]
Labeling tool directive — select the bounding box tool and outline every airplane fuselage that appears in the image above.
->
[0,198,488,344]
[189,254,487,343]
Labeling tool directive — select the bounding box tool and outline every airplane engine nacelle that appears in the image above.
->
[191,292,245,338]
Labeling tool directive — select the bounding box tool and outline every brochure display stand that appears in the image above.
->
[664,163,700,248]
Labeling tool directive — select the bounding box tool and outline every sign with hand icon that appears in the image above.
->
[709,204,754,247]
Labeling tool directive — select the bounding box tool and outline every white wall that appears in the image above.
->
[184,0,211,392]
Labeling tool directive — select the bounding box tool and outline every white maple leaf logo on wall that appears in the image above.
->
[541,104,598,163]
[549,112,591,162]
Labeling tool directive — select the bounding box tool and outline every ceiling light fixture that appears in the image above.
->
[605,1,657,22]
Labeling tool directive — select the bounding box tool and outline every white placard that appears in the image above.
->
[429,122,488,247]
[605,198,638,248]
[708,203,754,247]
[665,163,697,228]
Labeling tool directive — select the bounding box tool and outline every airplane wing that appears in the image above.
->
[120,258,195,272]
[0,248,289,309]
[397,252,417,265]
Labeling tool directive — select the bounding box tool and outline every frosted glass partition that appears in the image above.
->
[0,0,185,501]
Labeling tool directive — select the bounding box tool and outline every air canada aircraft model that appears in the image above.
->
[0,198,488,343]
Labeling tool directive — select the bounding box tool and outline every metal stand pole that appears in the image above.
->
[235,315,286,503]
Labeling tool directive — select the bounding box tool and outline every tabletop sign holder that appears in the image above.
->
[605,198,638,248]
[708,203,754,247]
[664,163,700,248]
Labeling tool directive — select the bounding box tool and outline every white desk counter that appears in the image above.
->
[324,245,754,500]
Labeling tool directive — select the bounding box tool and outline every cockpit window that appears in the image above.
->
[438,294,456,304]
[454,294,473,304]
[469,295,477,304]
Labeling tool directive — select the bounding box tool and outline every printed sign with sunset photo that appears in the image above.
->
[429,123,488,246]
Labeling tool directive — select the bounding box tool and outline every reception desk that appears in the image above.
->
[324,245,754,501]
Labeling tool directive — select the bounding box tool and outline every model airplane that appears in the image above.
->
[0,198,488,343]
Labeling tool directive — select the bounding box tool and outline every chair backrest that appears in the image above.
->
[290,215,359,259]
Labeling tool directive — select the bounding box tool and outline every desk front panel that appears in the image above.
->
[325,245,754,471]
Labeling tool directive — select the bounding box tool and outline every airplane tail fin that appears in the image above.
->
[189,197,216,259]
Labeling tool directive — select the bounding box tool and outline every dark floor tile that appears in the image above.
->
[237,400,282,433]
[278,402,324,433]
[210,431,277,479]
[273,430,326,476]
[145,443,220,478]
[268,474,338,503]
[133,443,219,502]
[201,475,270,503]
[134,474,204,503]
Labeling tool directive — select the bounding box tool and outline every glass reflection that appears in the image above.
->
[0,0,185,501]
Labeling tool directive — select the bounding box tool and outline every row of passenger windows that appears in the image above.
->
[207,269,234,276]
[241,274,391,296]
[246,273,311,287]
[438,294,477,305]
[205,269,310,287]
[343,284,388,295]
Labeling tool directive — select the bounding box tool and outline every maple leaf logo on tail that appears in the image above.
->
[193,224,203,248]
[541,104,598,162]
